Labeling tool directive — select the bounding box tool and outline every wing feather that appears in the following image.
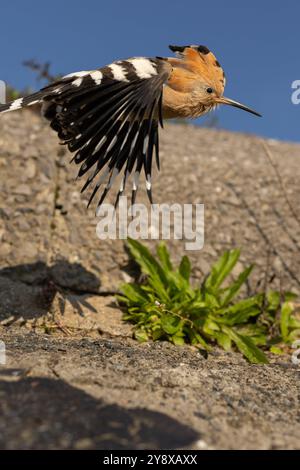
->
[0,57,172,209]
[53,60,171,207]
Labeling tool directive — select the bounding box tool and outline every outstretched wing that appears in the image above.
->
[0,58,172,209]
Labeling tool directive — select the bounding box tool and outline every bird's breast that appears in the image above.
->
[162,85,207,119]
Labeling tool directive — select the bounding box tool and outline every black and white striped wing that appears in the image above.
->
[0,57,171,209]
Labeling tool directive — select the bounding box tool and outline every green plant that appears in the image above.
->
[118,239,299,364]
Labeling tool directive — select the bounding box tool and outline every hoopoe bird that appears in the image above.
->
[0,45,261,210]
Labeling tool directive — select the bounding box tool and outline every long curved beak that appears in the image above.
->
[217,96,262,117]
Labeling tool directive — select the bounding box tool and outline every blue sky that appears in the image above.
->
[1,0,300,141]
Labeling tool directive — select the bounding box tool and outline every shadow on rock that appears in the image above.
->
[0,260,101,321]
[0,374,199,449]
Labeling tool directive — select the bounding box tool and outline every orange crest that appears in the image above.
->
[168,45,226,96]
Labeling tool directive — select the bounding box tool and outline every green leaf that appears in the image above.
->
[225,295,263,314]
[266,291,281,312]
[205,249,240,291]
[220,307,261,326]
[222,326,268,364]
[222,265,254,306]
[270,346,285,355]
[283,292,298,302]
[134,328,149,342]
[127,238,166,279]
[219,296,262,325]
[203,318,220,335]
[204,292,220,309]
[119,284,148,305]
[235,324,267,346]
[161,313,182,335]
[187,327,209,349]
[157,242,173,272]
[287,329,300,342]
[214,332,232,351]
[171,333,186,346]
[289,317,300,329]
[280,301,294,342]
[152,328,164,340]
[179,256,191,282]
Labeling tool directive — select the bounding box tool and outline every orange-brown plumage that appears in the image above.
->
[162,45,228,119]
[169,46,225,94]
[161,43,262,124]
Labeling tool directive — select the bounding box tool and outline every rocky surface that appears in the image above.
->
[0,110,299,449]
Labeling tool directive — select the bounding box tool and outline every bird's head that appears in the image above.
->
[168,45,261,117]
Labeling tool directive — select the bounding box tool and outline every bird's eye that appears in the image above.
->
[206,87,213,94]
